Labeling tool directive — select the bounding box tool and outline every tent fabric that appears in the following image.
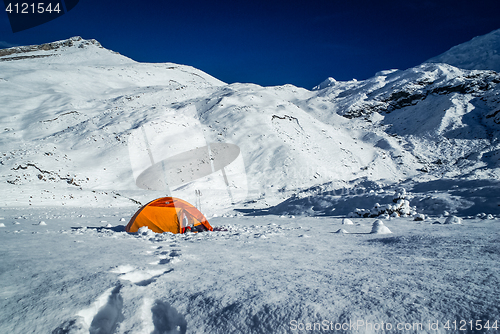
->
[126,197,213,234]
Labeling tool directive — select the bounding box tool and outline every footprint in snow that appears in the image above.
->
[158,249,181,258]
[89,286,124,334]
[52,285,124,334]
[110,264,173,286]
[151,300,187,334]
[151,248,182,265]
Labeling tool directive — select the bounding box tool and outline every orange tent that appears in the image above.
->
[126,197,213,234]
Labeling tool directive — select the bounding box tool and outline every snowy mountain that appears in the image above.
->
[425,28,500,72]
[2,36,500,334]
[1,35,499,216]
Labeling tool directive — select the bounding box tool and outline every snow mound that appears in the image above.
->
[334,228,349,234]
[342,218,354,225]
[476,213,496,220]
[137,226,156,237]
[370,220,392,234]
[414,214,426,221]
[36,221,47,226]
[444,216,462,225]
[0,223,5,227]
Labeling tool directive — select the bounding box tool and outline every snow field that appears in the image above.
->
[1,207,499,333]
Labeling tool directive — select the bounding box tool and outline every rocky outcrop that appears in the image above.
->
[334,64,500,119]
[0,36,102,57]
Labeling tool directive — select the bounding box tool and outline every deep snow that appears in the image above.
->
[1,207,499,334]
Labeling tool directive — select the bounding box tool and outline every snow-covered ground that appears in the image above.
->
[1,207,499,334]
[1,31,500,333]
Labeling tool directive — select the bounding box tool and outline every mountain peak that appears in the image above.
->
[425,28,500,72]
[0,36,132,65]
[312,77,337,90]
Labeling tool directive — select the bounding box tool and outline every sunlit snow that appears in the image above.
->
[1,35,499,333]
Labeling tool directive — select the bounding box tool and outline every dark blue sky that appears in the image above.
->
[1,0,499,88]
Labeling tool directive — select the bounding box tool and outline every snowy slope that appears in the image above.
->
[0,37,400,209]
[1,36,500,216]
[425,28,500,72]
[311,63,500,179]
[0,37,227,209]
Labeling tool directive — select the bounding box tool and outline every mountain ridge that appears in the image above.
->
[425,28,500,72]
[0,36,103,58]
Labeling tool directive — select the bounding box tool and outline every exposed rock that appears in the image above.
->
[0,36,102,58]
